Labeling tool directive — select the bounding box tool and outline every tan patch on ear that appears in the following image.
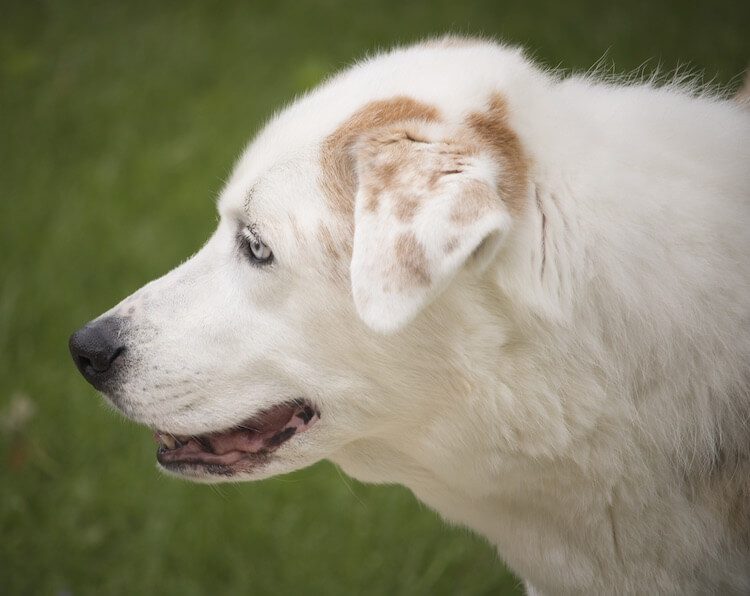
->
[374,160,400,194]
[356,124,481,222]
[450,179,496,225]
[466,94,529,214]
[357,135,415,214]
[443,236,460,255]
[320,97,440,217]
[393,232,430,288]
[393,193,420,221]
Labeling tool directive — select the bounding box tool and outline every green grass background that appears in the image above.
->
[1,1,748,594]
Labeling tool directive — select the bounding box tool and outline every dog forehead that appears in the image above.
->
[219,38,529,218]
[219,155,315,216]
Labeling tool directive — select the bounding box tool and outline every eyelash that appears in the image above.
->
[239,225,274,266]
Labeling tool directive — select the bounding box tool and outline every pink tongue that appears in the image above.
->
[171,439,246,464]
[205,403,312,455]
[208,429,270,455]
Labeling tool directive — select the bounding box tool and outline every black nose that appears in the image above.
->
[69,317,126,390]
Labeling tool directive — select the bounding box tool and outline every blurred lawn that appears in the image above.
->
[0,1,748,594]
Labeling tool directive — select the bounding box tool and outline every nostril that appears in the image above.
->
[76,350,123,375]
[76,354,93,372]
[109,346,125,367]
[89,346,124,373]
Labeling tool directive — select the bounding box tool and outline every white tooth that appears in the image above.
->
[161,434,176,449]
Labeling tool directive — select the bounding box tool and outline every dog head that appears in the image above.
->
[69,39,530,482]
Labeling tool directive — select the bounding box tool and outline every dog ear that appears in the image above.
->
[350,121,513,333]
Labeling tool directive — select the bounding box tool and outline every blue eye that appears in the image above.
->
[240,227,274,265]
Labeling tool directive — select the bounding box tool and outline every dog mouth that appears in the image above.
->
[154,399,320,476]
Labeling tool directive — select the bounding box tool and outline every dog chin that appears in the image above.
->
[155,452,309,483]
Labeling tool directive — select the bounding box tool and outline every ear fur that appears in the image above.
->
[350,120,512,333]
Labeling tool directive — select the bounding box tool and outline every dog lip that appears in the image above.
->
[154,399,320,474]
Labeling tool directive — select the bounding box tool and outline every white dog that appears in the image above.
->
[69,38,750,594]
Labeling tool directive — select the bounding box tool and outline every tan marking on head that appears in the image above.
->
[315,223,350,284]
[466,94,529,214]
[450,179,496,225]
[320,97,440,217]
[317,224,340,260]
[394,232,430,287]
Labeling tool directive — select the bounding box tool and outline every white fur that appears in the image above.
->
[97,39,750,593]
